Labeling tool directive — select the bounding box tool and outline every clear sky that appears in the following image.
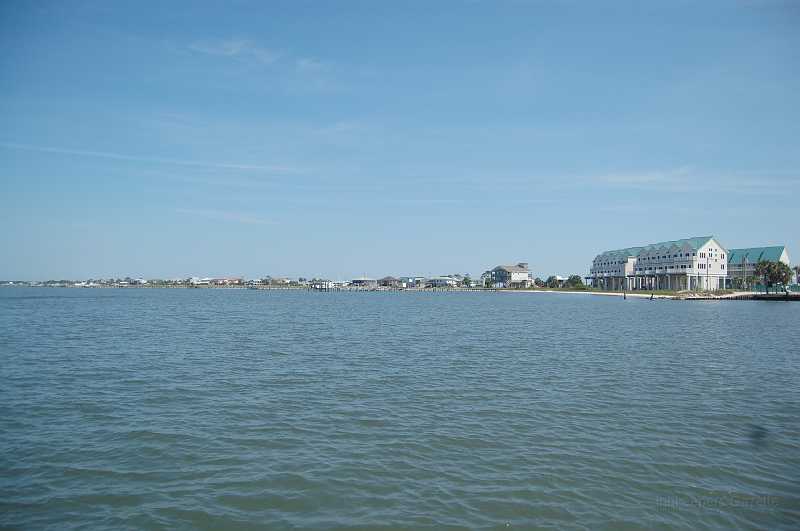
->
[1,1,798,281]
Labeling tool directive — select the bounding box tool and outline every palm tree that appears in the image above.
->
[566,275,583,288]
[794,265,800,285]
[753,261,773,293]
[774,262,792,288]
[754,261,793,294]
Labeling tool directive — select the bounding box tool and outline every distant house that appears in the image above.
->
[400,276,426,288]
[378,276,402,288]
[427,276,458,288]
[350,278,378,289]
[485,263,532,288]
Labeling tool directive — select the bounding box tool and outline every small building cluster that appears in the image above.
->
[340,274,469,289]
[189,277,244,286]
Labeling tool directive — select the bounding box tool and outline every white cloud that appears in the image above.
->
[188,38,280,64]
[0,141,301,174]
[594,166,693,186]
[175,208,275,225]
[584,166,798,195]
[295,57,327,73]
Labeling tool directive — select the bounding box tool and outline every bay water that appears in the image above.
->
[1,288,798,529]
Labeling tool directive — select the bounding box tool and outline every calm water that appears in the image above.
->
[1,288,799,530]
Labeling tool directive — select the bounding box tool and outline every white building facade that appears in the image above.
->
[589,236,728,291]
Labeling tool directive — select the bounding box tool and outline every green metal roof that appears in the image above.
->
[727,246,785,264]
[594,236,714,261]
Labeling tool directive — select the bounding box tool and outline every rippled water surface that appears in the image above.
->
[1,288,799,529]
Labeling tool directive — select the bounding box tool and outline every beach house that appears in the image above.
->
[484,263,532,288]
[427,276,459,288]
[378,276,402,288]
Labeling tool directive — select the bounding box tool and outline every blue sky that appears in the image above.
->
[1,1,798,280]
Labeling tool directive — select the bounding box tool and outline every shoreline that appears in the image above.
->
[504,289,799,301]
[504,289,674,299]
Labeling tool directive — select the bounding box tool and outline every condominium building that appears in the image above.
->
[589,236,728,291]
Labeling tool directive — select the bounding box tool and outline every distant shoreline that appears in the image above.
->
[4,284,796,301]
